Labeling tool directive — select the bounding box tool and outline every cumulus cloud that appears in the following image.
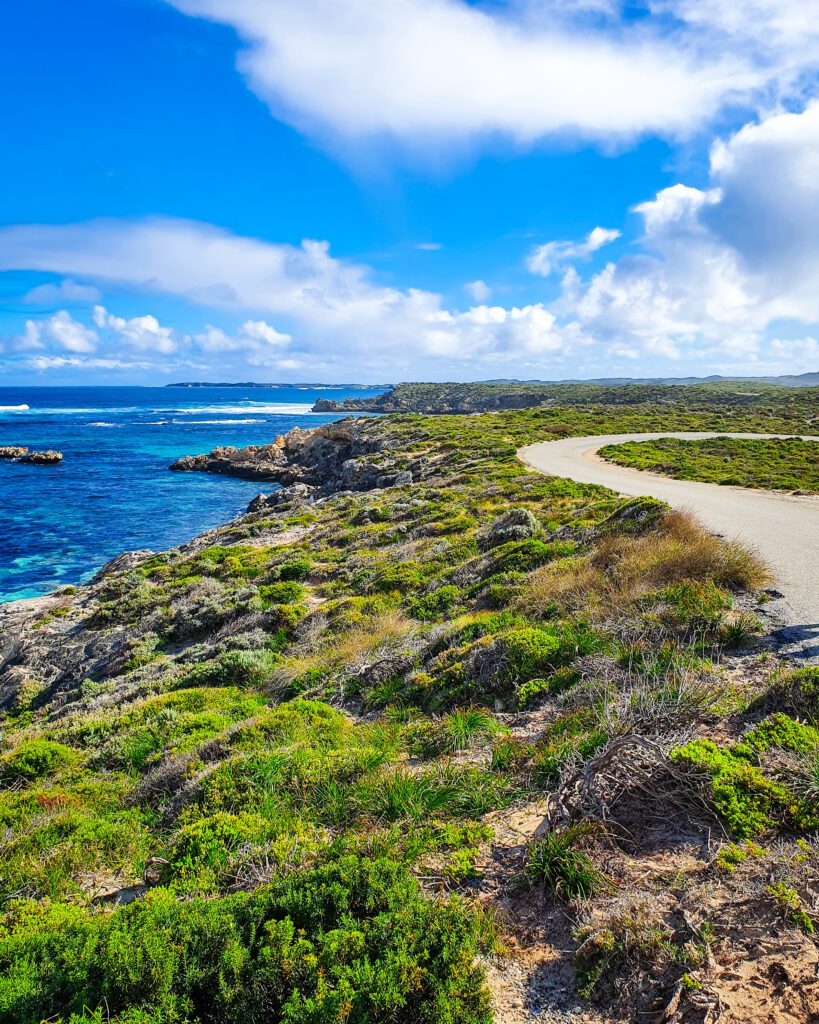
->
[93,306,179,354]
[8,103,819,384]
[557,102,819,365]
[193,320,292,364]
[0,218,437,347]
[23,311,99,353]
[527,226,621,277]
[421,303,589,360]
[166,0,756,150]
[16,305,298,374]
[1,219,591,375]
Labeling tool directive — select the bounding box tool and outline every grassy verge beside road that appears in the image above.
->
[600,435,819,493]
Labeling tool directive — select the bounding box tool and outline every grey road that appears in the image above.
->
[519,432,819,661]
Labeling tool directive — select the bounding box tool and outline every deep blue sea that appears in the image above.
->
[0,385,383,603]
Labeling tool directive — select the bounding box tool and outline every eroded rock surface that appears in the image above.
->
[170,418,424,511]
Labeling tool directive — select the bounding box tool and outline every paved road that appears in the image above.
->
[519,432,819,661]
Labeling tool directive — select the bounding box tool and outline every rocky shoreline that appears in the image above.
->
[169,418,424,512]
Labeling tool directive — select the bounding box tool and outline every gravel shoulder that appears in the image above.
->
[519,432,819,662]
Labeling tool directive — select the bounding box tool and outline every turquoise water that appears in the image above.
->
[0,385,382,602]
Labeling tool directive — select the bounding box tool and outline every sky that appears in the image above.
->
[2,0,819,385]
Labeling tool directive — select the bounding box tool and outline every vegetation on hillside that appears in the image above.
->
[601,435,819,493]
[314,379,819,415]
[1,397,818,1023]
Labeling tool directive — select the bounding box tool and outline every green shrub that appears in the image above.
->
[410,585,462,619]
[166,812,273,884]
[671,739,791,838]
[501,627,562,680]
[278,559,311,582]
[0,857,493,1024]
[491,539,575,575]
[258,581,306,607]
[518,667,581,709]
[374,562,424,594]
[735,714,819,758]
[758,666,819,722]
[182,649,280,689]
[0,740,76,782]
[714,841,764,873]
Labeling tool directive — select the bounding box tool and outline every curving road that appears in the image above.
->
[519,432,819,662]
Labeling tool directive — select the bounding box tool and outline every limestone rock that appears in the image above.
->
[480,507,540,549]
[19,450,62,465]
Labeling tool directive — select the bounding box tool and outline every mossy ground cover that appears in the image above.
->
[600,435,819,492]
[0,394,817,1022]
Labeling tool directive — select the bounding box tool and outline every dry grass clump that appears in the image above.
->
[573,893,694,1002]
[523,510,770,618]
[327,611,412,665]
[268,611,414,695]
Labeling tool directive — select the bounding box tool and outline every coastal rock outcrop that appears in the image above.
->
[92,549,155,582]
[479,507,540,549]
[19,450,62,465]
[170,419,423,512]
[0,446,28,459]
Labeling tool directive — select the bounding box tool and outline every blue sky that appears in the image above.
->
[1,0,819,384]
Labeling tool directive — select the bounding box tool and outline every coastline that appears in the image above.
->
[3,398,819,1023]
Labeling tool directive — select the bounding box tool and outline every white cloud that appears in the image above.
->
[167,0,757,150]
[557,103,819,366]
[15,305,297,372]
[633,185,721,235]
[24,279,102,304]
[0,219,436,346]
[23,311,99,353]
[527,226,621,277]
[0,216,598,371]
[93,306,179,354]
[8,105,819,385]
[28,356,155,372]
[651,0,819,69]
[770,336,819,370]
[416,242,443,251]
[465,279,491,302]
[193,320,292,365]
[421,303,590,360]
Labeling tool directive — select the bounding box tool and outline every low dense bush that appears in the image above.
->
[0,740,76,782]
[0,857,494,1024]
[671,715,819,837]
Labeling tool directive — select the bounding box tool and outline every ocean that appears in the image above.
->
[0,385,382,603]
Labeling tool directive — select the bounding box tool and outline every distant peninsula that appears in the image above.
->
[310,375,819,415]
